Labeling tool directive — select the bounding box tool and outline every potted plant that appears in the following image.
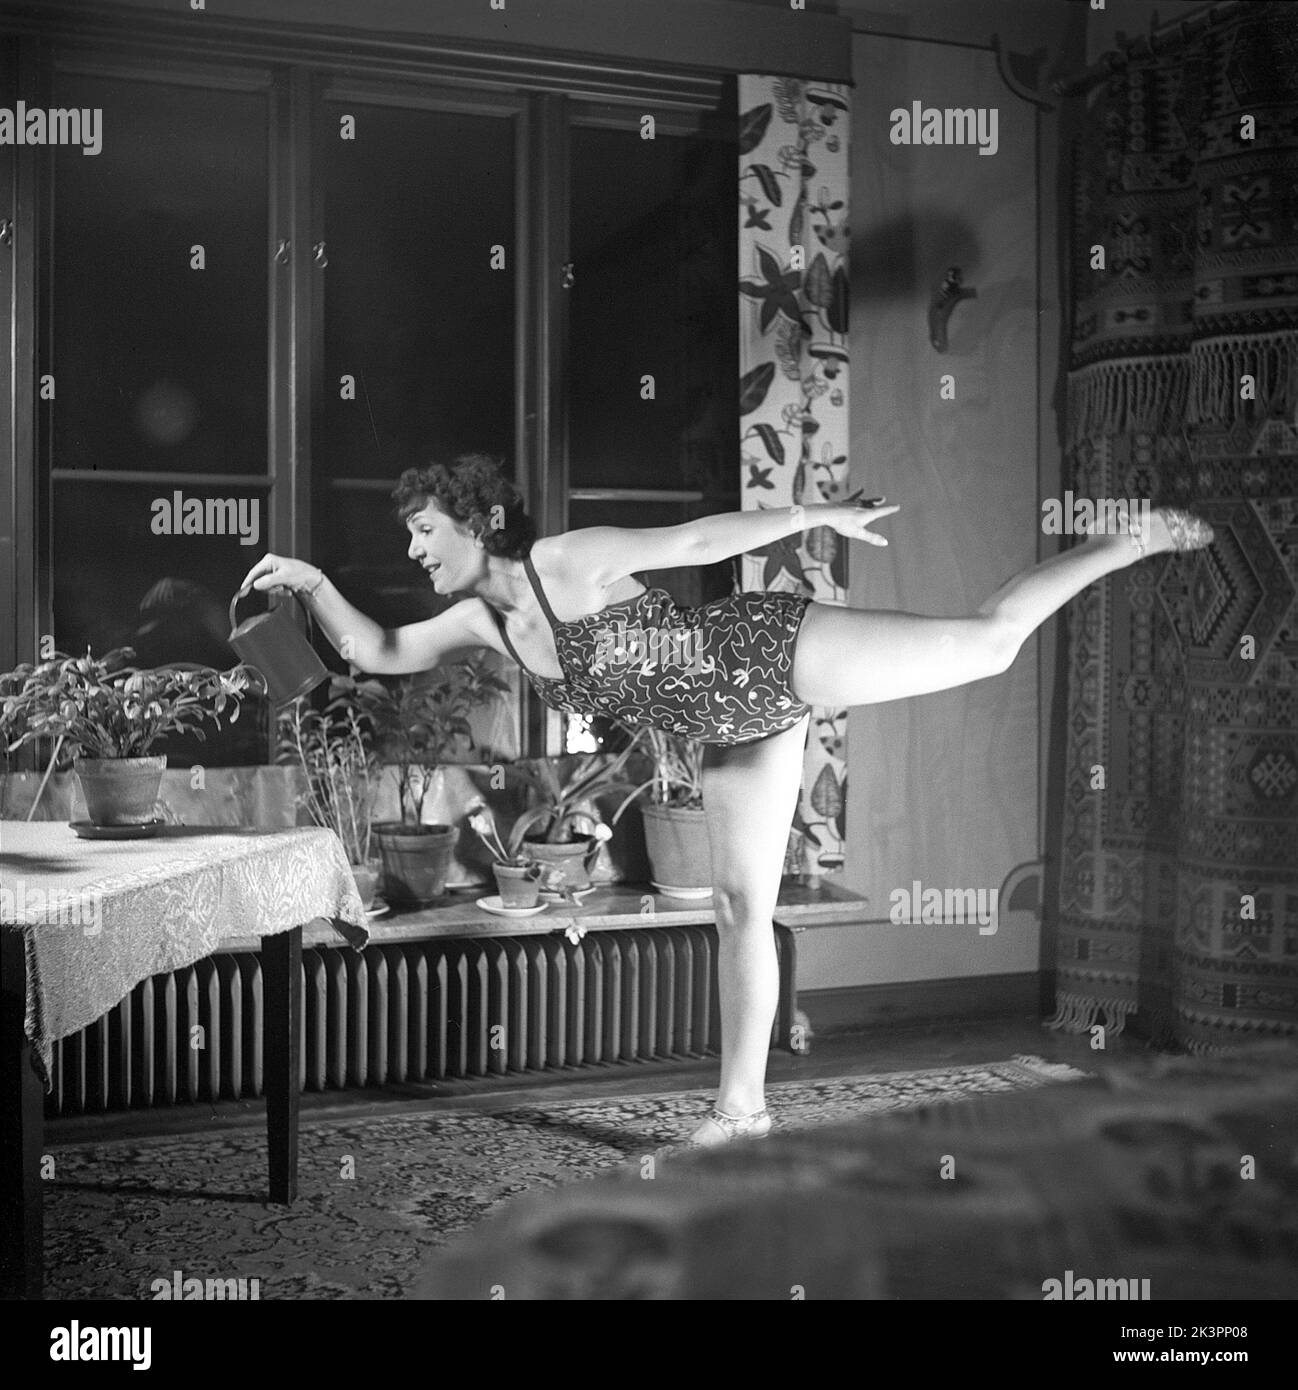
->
[507,747,639,893]
[348,654,508,906]
[465,798,615,907]
[611,727,710,897]
[276,678,382,910]
[1,647,252,827]
[465,801,544,908]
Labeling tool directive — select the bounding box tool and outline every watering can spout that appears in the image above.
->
[227,587,329,705]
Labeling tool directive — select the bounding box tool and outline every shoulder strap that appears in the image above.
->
[485,602,526,668]
[523,552,562,630]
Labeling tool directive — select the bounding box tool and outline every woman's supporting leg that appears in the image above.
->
[792,522,1171,708]
[695,717,809,1134]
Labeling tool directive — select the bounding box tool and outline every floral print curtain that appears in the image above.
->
[738,75,852,872]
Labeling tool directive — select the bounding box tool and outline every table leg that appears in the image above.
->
[1,929,45,1298]
[773,920,799,1054]
[262,925,301,1204]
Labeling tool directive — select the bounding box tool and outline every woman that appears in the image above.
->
[242,454,1212,1146]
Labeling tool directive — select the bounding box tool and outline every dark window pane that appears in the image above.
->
[318,481,443,629]
[568,117,737,494]
[318,101,516,480]
[48,74,269,474]
[315,100,522,751]
[52,480,273,765]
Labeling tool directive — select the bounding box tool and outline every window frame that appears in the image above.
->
[4,26,735,762]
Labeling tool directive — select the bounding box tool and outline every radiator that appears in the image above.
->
[43,925,773,1117]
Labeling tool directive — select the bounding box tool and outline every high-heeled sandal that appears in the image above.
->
[687,1106,773,1148]
[1129,507,1215,560]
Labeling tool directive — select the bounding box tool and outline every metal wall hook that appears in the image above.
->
[928,266,977,352]
[312,241,328,268]
[274,239,291,265]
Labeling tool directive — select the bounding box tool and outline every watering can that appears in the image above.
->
[228,587,329,705]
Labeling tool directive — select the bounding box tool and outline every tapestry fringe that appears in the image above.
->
[1187,330,1298,428]
[1044,991,1136,1036]
[1066,358,1189,450]
[1066,330,1298,449]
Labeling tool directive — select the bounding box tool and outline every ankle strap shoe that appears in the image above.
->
[1130,507,1215,560]
[688,1106,773,1147]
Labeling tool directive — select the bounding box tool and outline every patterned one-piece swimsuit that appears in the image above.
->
[487,554,813,747]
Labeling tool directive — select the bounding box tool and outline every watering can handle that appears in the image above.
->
[229,585,303,633]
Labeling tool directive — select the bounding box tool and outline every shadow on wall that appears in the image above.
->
[852,213,983,303]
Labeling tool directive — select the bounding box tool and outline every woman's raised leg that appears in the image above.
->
[690,716,809,1144]
[791,513,1200,707]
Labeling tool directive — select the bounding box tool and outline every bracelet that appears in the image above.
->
[298,568,326,601]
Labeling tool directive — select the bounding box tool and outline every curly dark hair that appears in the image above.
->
[391,454,536,560]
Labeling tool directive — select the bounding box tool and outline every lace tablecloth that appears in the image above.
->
[0,823,370,1090]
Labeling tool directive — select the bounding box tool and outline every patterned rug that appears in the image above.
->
[415,1043,1298,1301]
[41,1055,1086,1300]
[1054,1,1298,1051]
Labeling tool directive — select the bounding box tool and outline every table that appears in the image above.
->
[0,821,370,1300]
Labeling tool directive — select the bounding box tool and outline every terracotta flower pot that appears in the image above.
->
[642,803,712,897]
[372,822,456,906]
[493,862,542,908]
[522,836,602,893]
[74,755,167,827]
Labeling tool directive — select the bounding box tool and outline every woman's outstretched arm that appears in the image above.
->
[239,554,495,675]
[556,500,899,584]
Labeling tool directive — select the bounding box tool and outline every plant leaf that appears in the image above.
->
[804,252,833,309]
[738,361,776,416]
[828,534,848,591]
[738,103,773,156]
[762,548,797,589]
[748,162,781,207]
[809,763,843,819]
[755,244,783,285]
[806,525,837,565]
[752,422,785,465]
[828,263,850,335]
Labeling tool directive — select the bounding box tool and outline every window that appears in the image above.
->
[316,90,519,629]
[568,104,737,504]
[44,63,273,765]
[564,102,739,750]
[27,43,735,764]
